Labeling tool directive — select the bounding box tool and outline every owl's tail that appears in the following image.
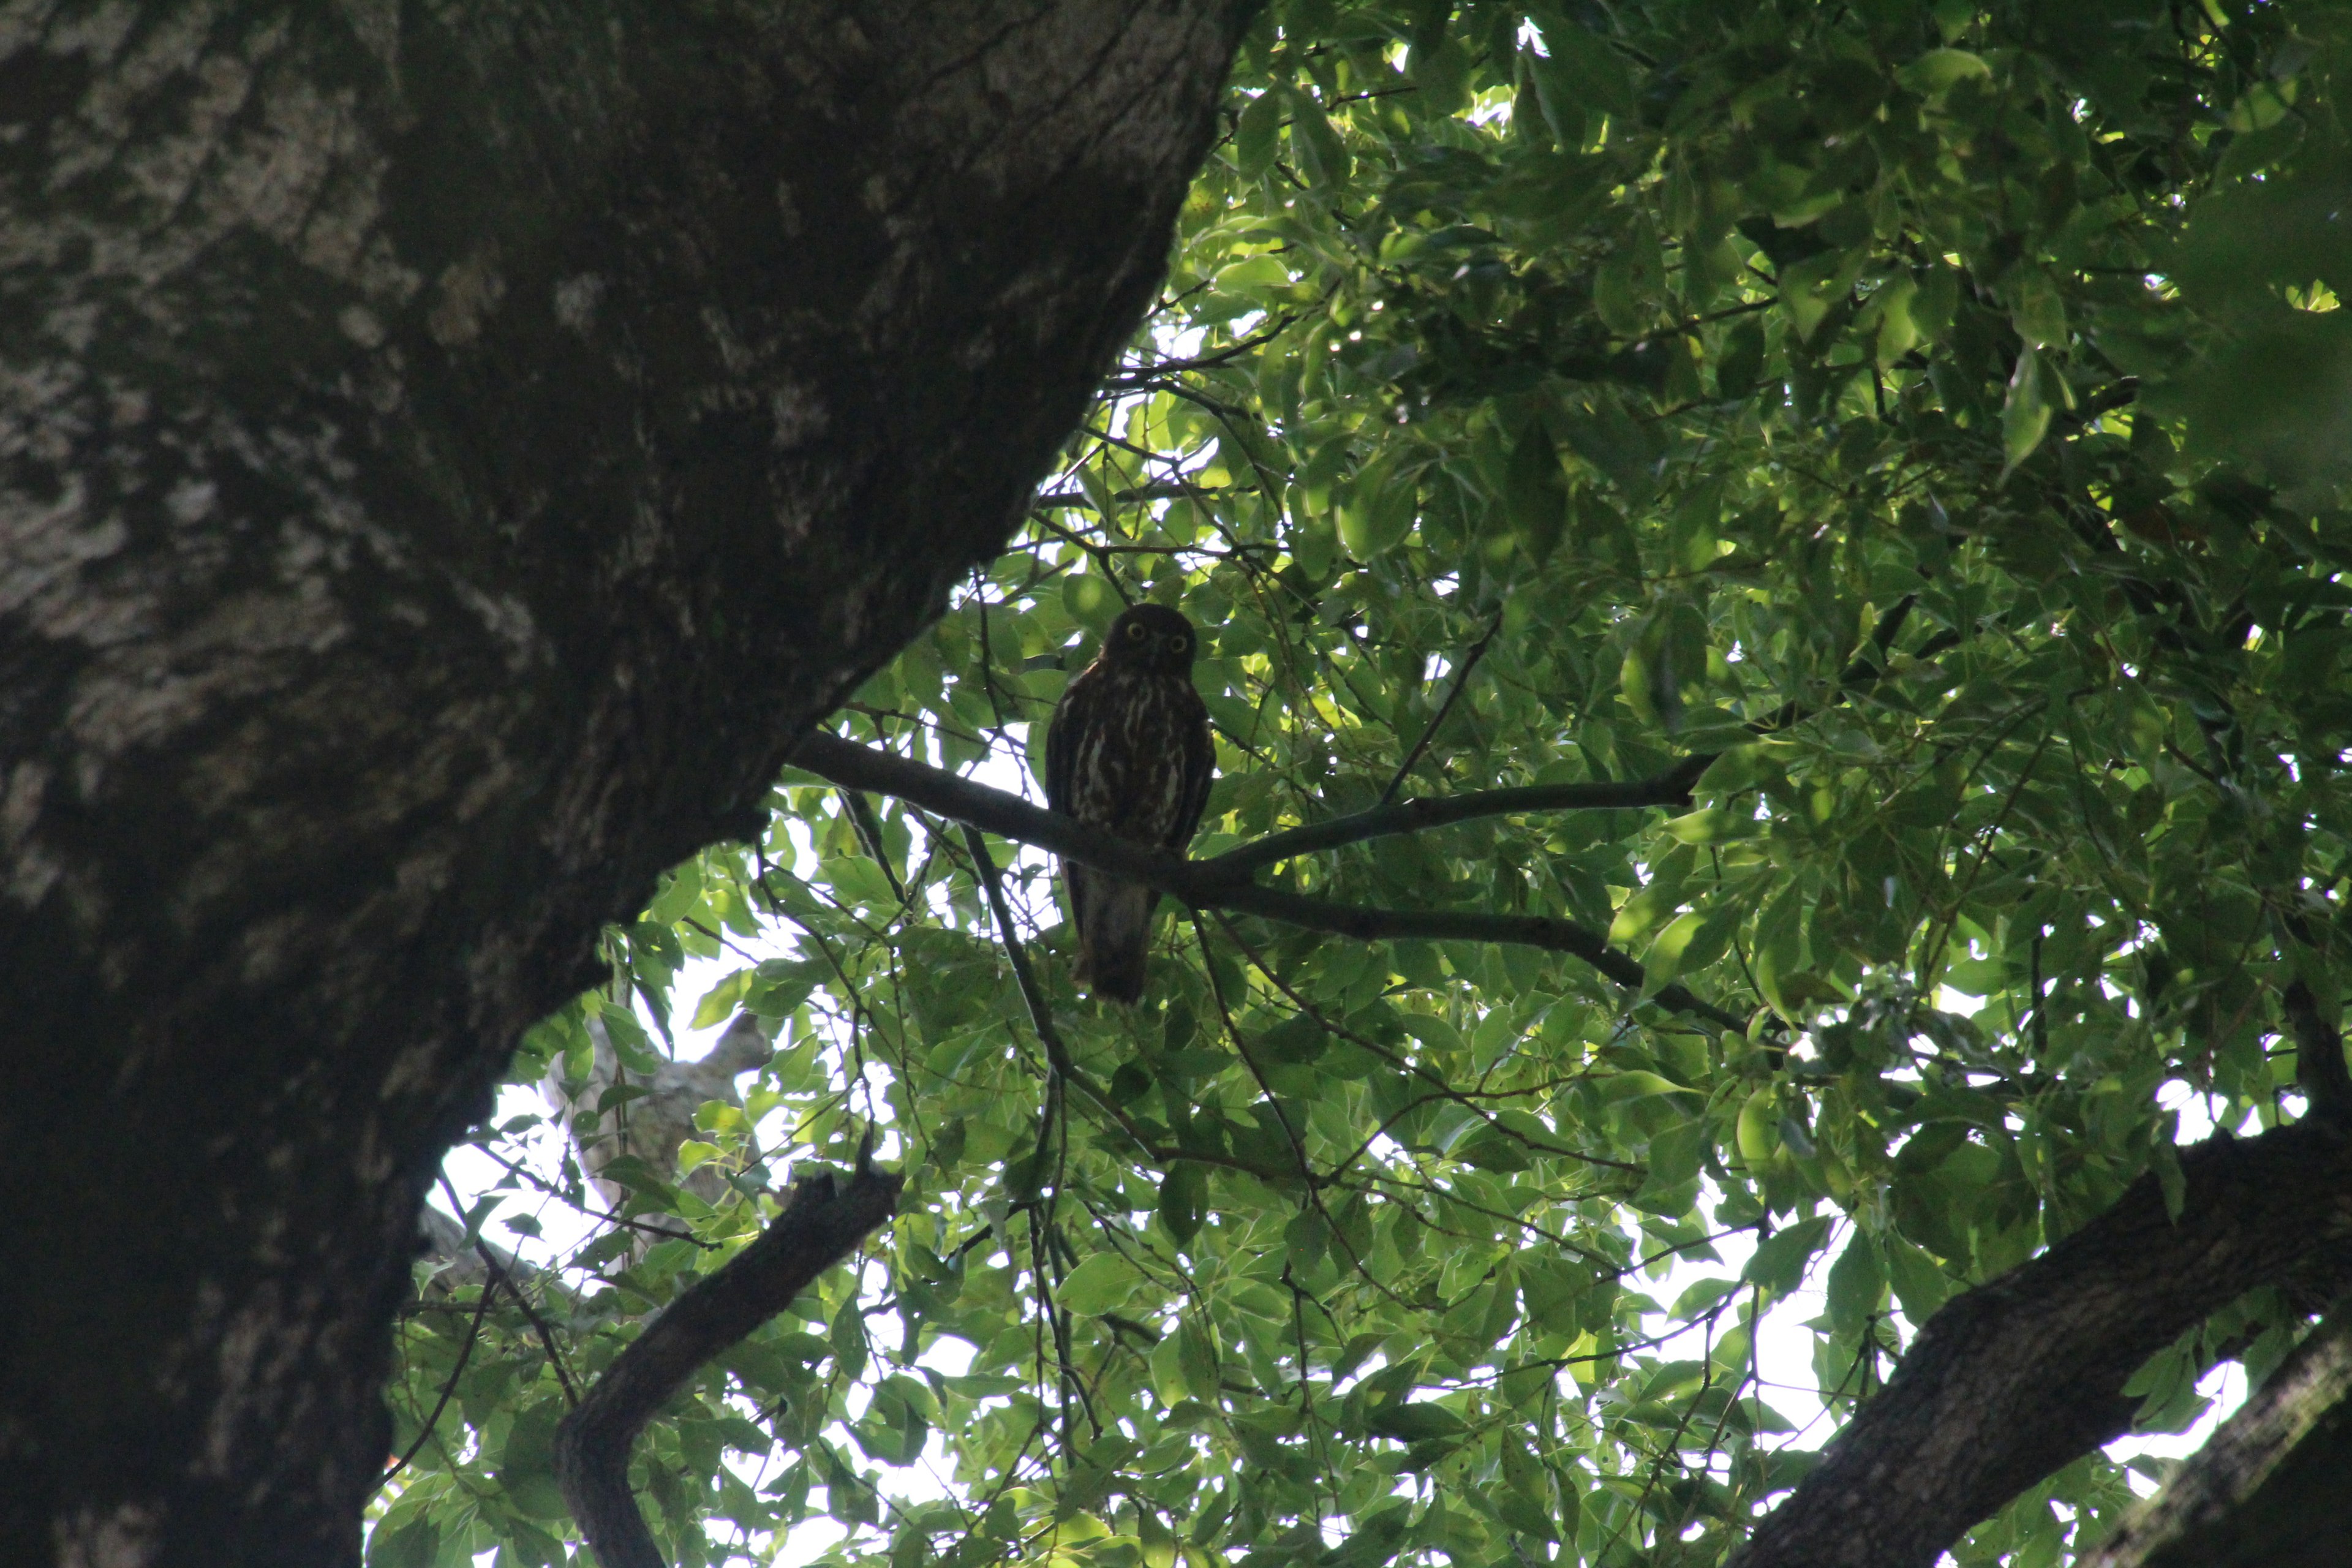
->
[1069,865,1158,1005]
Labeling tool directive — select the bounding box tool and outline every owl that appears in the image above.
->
[1044,603,1216,1003]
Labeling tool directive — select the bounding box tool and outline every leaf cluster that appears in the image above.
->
[377,4,2352,1567]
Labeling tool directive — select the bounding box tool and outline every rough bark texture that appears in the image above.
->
[2082,1302,2352,1568]
[0,3,1245,1562]
[2128,1390,2352,1568]
[1726,1121,2352,1568]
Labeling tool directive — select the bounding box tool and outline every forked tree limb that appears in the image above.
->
[554,1155,902,1568]
[1725,1120,2352,1568]
[786,732,1745,1031]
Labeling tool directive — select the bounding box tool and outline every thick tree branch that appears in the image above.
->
[554,1155,902,1568]
[2081,1301,2352,1568]
[1725,1120,2352,1568]
[1212,590,1931,864]
[787,733,1745,1031]
[897,522,1922,863]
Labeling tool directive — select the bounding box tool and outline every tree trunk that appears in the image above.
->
[0,2,1245,1561]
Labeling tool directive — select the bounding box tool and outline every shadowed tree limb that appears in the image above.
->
[788,733,1746,1032]
[2284,980,2352,1125]
[2080,1300,2352,1568]
[554,1153,902,1568]
[1724,1120,2352,1568]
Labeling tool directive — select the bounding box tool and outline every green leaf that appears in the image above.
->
[1063,573,1123,632]
[1214,255,1292,296]
[647,859,703,924]
[1235,89,1283,178]
[1863,274,1920,366]
[498,1401,571,1521]
[1716,317,1766,398]
[688,968,752,1030]
[1663,807,1749,844]
[1289,88,1349,186]
[595,1003,660,1073]
[1158,1163,1207,1242]
[1532,14,1638,118]
[1641,908,1734,990]
[1365,1401,1468,1442]
[1058,1253,1144,1316]
[366,1517,438,1568]
[1744,1216,1830,1295]
[2000,346,2052,474]
[1825,1233,1885,1336]
[831,1297,869,1383]
[1896,47,1991,98]
[1409,32,1471,118]
[1882,1234,1953,1322]
[1752,883,1809,1020]
[2010,274,2067,351]
[1644,1118,1706,1190]
[1597,1069,1695,1102]
[1176,1315,1221,1403]
[1782,251,1860,344]
[1340,454,1419,558]
[1503,421,1568,559]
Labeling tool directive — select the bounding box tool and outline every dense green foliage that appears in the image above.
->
[375,3,2352,1566]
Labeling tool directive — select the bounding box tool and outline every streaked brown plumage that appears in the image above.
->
[1044,603,1215,1003]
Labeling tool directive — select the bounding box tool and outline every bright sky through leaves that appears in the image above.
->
[379,4,2352,1567]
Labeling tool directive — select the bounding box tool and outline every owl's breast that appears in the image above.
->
[1063,668,1200,845]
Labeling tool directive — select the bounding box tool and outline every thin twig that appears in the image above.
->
[958,825,1080,1082]
[956,828,1343,1196]
[434,1173,583,1408]
[1211,912,1644,1177]
[1382,616,1502,804]
[1099,318,1293,388]
[378,1239,496,1493]
[959,826,1102,1446]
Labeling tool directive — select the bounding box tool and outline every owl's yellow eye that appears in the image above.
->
[1170,635,1190,654]
[1125,622,1147,641]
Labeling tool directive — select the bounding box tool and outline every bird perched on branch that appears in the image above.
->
[1045,603,1215,1003]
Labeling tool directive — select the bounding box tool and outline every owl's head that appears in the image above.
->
[1101,604,1199,674]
